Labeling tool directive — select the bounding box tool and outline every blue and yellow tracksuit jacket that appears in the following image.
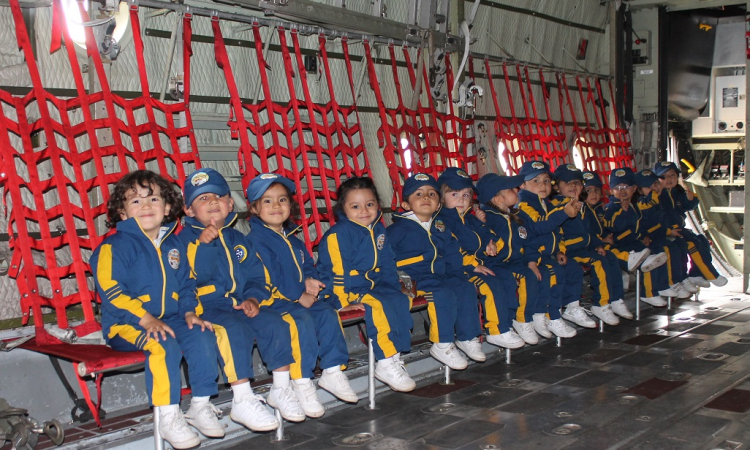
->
[317,212,412,358]
[638,191,670,240]
[516,190,571,262]
[91,218,200,341]
[549,194,594,253]
[582,203,607,249]
[436,207,502,271]
[659,186,699,230]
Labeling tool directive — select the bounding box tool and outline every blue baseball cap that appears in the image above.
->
[437,167,476,191]
[246,173,296,202]
[402,173,440,199]
[653,161,679,178]
[635,169,660,188]
[609,167,636,187]
[476,173,524,205]
[518,160,552,181]
[183,168,230,206]
[554,164,584,183]
[582,171,603,188]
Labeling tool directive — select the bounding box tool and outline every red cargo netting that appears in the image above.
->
[366,43,476,209]
[211,22,370,251]
[2,0,201,342]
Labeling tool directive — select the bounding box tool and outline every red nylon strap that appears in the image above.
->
[183,14,193,104]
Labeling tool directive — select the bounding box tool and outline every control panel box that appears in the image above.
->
[715,74,746,133]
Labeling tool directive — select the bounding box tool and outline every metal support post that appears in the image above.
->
[271,409,285,442]
[667,296,672,309]
[636,270,641,321]
[153,407,164,450]
[505,348,512,364]
[599,320,604,333]
[556,337,562,347]
[365,338,377,410]
[441,366,453,385]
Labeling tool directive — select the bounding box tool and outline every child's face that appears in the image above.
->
[584,186,601,206]
[611,183,635,202]
[442,187,473,213]
[521,173,552,198]
[119,183,170,239]
[557,180,582,199]
[661,168,679,189]
[185,192,234,228]
[342,188,379,227]
[491,188,518,210]
[651,179,663,194]
[251,183,291,232]
[639,186,652,196]
[402,186,440,221]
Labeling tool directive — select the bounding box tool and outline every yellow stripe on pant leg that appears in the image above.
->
[516,276,527,323]
[664,245,674,285]
[687,241,716,280]
[644,270,656,298]
[592,259,610,305]
[424,292,441,343]
[213,324,238,383]
[473,278,500,335]
[110,325,171,406]
[281,313,303,380]
[360,294,397,358]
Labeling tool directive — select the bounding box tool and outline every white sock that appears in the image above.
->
[567,301,580,308]
[273,370,290,389]
[292,377,311,385]
[435,342,451,349]
[191,396,210,407]
[377,356,394,366]
[158,404,179,417]
[392,352,401,362]
[324,366,341,374]
[231,382,252,401]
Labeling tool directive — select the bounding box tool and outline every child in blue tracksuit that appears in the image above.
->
[476,173,547,345]
[653,161,727,288]
[436,168,524,350]
[516,160,588,337]
[552,165,632,325]
[90,170,218,450]
[635,169,698,298]
[246,173,358,409]
[387,173,485,370]
[604,167,673,307]
[317,176,416,392]
[178,168,304,428]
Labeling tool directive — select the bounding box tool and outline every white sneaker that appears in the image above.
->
[658,287,678,297]
[562,306,597,328]
[681,279,699,293]
[267,385,306,422]
[429,343,468,370]
[230,394,279,432]
[548,318,577,338]
[513,320,539,345]
[640,253,667,272]
[591,304,619,326]
[687,276,711,288]
[456,338,486,362]
[532,313,552,339]
[158,405,201,450]
[185,401,224,438]
[711,276,728,287]
[292,379,325,418]
[375,357,416,392]
[611,300,633,320]
[486,331,525,349]
[318,370,358,403]
[672,283,692,299]
[641,296,667,307]
[627,248,651,272]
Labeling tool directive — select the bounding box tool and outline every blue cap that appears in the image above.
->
[518,160,552,181]
[554,164,584,183]
[476,173,524,205]
[635,169,660,188]
[437,167,476,191]
[609,167,636,187]
[183,168,230,206]
[653,161,679,178]
[402,173,440,200]
[246,173,296,202]
[582,171,603,188]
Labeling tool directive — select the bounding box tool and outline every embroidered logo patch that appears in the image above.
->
[376,234,385,250]
[457,169,470,178]
[615,169,626,177]
[168,249,180,269]
[661,161,672,166]
[583,172,594,180]
[643,170,653,176]
[234,245,247,263]
[566,164,579,171]
[260,173,278,180]
[518,226,528,239]
[190,172,209,187]
[434,220,446,232]
[299,249,305,263]
[531,162,545,170]
[414,173,430,181]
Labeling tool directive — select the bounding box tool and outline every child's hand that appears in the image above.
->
[641,236,652,246]
[603,234,614,245]
[485,240,497,256]
[139,313,175,342]
[305,278,325,296]
[299,292,317,308]
[340,304,366,312]
[563,199,581,218]
[199,218,220,244]
[185,312,213,332]
[556,252,567,265]
[670,228,683,238]
[595,246,606,257]
[473,265,495,276]
[528,261,542,280]
[473,205,487,223]
[234,298,260,318]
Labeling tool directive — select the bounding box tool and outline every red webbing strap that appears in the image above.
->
[74,364,103,426]
[601,79,634,170]
[483,58,515,174]
[183,14,193,105]
[339,37,372,175]
[443,56,477,175]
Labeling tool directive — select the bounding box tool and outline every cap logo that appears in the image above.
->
[457,170,470,178]
[661,161,671,166]
[615,169,626,177]
[191,172,209,187]
[260,173,278,180]
[414,173,430,181]
[643,170,652,176]
[566,164,579,171]
[531,162,545,170]
[583,173,594,180]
